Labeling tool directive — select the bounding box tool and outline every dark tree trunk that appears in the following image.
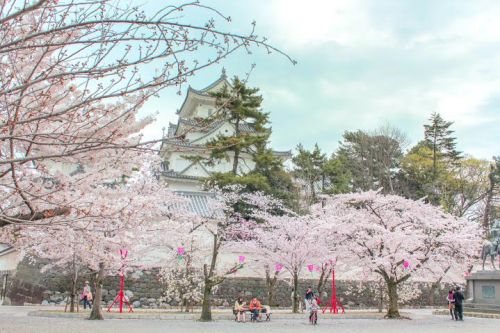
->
[232,118,241,175]
[199,234,221,321]
[265,267,278,307]
[292,271,299,313]
[89,263,105,320]
[385,279,400,318]
[316,264,331,296]
[200,283,213,321]
[69,262,78,313]
[378,282,384,313]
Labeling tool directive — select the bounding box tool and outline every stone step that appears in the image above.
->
[464,303,500,314]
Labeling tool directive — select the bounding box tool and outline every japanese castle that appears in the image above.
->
[159,71,291,200]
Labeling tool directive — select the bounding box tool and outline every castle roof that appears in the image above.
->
[174,190,218,218]
[177,72,232,118]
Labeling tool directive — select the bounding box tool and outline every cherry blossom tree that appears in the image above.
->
[159,244,204,313]
[155,188,252,321]
[1,162,185,319]
[317,190,482,318]
[238,193,332,313]
[0,0,293,229]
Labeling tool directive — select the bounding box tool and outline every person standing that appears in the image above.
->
[446,289,455,320]
[304,287,314,311]
[453,286,465,321]
[305,287,314,301]
[82,281,92,310]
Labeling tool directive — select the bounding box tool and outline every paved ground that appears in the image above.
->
[1,306,499,333]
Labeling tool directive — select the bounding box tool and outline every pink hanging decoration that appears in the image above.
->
[403,260,410,270]
[238,255,246,264]
[275,263,283,272]
[307,264,314,273]
[119,248,128,259]
[176,247,185,262]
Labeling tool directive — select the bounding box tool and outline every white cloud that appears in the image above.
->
[262,0,394,48]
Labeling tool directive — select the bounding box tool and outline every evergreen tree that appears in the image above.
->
[202,77,297,208]
[423,112,462,175]
[321,154,351,194]
[292,144,326,201]
[205,77,269,175]
[336,128,406,194]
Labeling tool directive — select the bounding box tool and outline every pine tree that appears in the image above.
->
[203,77,297,207]
[206,77,269,175]
[292,144,326,201]
[424,112,462,176]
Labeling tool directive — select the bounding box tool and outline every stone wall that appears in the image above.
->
[6,259,452,309]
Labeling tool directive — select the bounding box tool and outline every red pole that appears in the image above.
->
[119,273,124,313]
[331,269,337,313]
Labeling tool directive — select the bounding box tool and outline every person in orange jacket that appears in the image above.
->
[249,297,262,322]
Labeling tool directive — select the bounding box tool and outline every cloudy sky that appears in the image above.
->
[139,0,500,160]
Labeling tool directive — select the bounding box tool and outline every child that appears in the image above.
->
[308,297,319,324]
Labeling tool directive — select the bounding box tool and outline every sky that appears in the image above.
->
[138,0,500,160]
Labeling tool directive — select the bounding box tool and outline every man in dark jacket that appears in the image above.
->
[453,286,465,321]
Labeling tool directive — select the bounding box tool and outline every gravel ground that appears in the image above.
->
[1,306,498,333]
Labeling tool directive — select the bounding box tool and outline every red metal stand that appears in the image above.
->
[321,269,345,314]
[107,249,133,313]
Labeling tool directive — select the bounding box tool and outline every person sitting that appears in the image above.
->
[234,297,247,322]
[248,297,262,322]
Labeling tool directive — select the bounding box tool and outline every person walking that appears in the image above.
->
[234,297,247,322]
[446,289,455,320]
[453,286,465,321]
[81,281,92,310]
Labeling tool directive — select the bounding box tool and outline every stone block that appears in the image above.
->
[125,290,134,299]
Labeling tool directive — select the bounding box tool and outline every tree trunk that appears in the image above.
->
[232,118,241,175]
[200,283,213,321]
[265,266,278,307]
[292,271,299,313]
[89,263,105,320]
[378,282,384,313]
[316,266,328,296]
[69,264,78,313]
[385,280,400,318]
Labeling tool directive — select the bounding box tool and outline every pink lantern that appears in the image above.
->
[119,248,128,259]
[238,255,246,264]
[403,260,410,270]
[275,263,283,272]
[177,247,185,256]
[307,264,314,273]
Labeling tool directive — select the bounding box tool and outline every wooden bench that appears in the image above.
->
[233,306,272,321]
